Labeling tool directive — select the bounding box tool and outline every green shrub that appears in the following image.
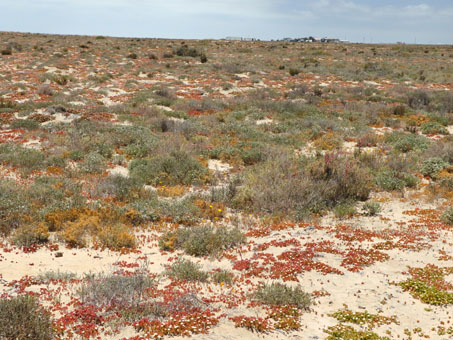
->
[166,258,209,282]
[362,201,382,216]
[325,324,390,340]
[237,152,371,218]
[81,151,106,174]
[0,295,53,340]
[333,202,356,219]
[211,270,234,285]
[376,170,418,191]
[159,225,245,256]
[0,180,29,235]
[94,175,140,201]
[175,45,201,58]
[11,224,49,247]
[408,90,430,109]
[289,68,300,76]
[129,151,209,186]
[253,283,311,309]
[386,132,430,153]
[0,143,45,170]
[10,119,41,130]
[420,157,448,178]
[441,208,453,225]
[420,121,449,135]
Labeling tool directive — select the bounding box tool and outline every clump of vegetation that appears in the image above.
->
[398,264,453,305]
[253,282,311,309]
[0,296,53,340]
[386,131,430,153]
[330,308,398,329]
[129,151,209,186]
[441,207,453,225]
[159,225,245,256]
[333,202,356,219]
[238,152,371,219]
[420,121,449,135]
[175,45,203,58]
[96,223,136,250]
[166,258,209,282]
[420,157,449,178]
[325,324,390,340]
[78,270,154,308]
[211,269,235,285]
[11,224,49,247]
[408,90,430,109]
[37,270,78,282]
[362,201,382,216]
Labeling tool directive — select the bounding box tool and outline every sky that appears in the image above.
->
[1,0,452,44]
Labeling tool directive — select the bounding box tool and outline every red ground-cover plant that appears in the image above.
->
[229,315,272,333]
[134,310,220,338]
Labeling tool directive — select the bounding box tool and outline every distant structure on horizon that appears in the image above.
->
[280,37,348,43]
[225,37,259,41]
[225,36,348,43]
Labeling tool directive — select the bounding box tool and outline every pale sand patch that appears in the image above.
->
[156,105,174,112]
[208,159,232,172]
[256,118,273,125]
[42,112,79,125]
[108,165,129,177]
[68,101,85,106]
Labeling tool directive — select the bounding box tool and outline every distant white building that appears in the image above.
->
[225,37,257,41]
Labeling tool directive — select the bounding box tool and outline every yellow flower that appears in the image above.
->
[220,282,224,287]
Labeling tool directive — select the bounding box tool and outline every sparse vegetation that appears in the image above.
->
[253,283,311,309]
[0,296,53,340]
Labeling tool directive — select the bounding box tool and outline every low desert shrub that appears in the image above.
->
[289,68,300,76]
[159,225,245,256]
[37,270,78,282]
[420,157,449,178]
[78,271,154,308]
[10,119,41,130]
[333,202,356,219]
[375,170,418,191]
[211,270,235,285]
[237,152,371,218]
[96,223,136,250]
[253,282,311,309]
[0,143,45,170]
[408,90,430,109]
[441,208,453,225]
[166,258,209,282]
[175,45,202,58]
[420,121,449,135]
[362,201,382,216]
[11,224,49,247]
[0,295,53,340]
[81,151,106,174]
[386,132,430,153]
[159,197,202,225]
[94,175,140,201]
[0,180,29,235]
[129,151,209,186]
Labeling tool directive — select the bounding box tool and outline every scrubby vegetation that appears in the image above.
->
[0,32,452,340]
[0,296,53,340]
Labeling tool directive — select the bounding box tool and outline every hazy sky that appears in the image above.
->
[1,0,452,44]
